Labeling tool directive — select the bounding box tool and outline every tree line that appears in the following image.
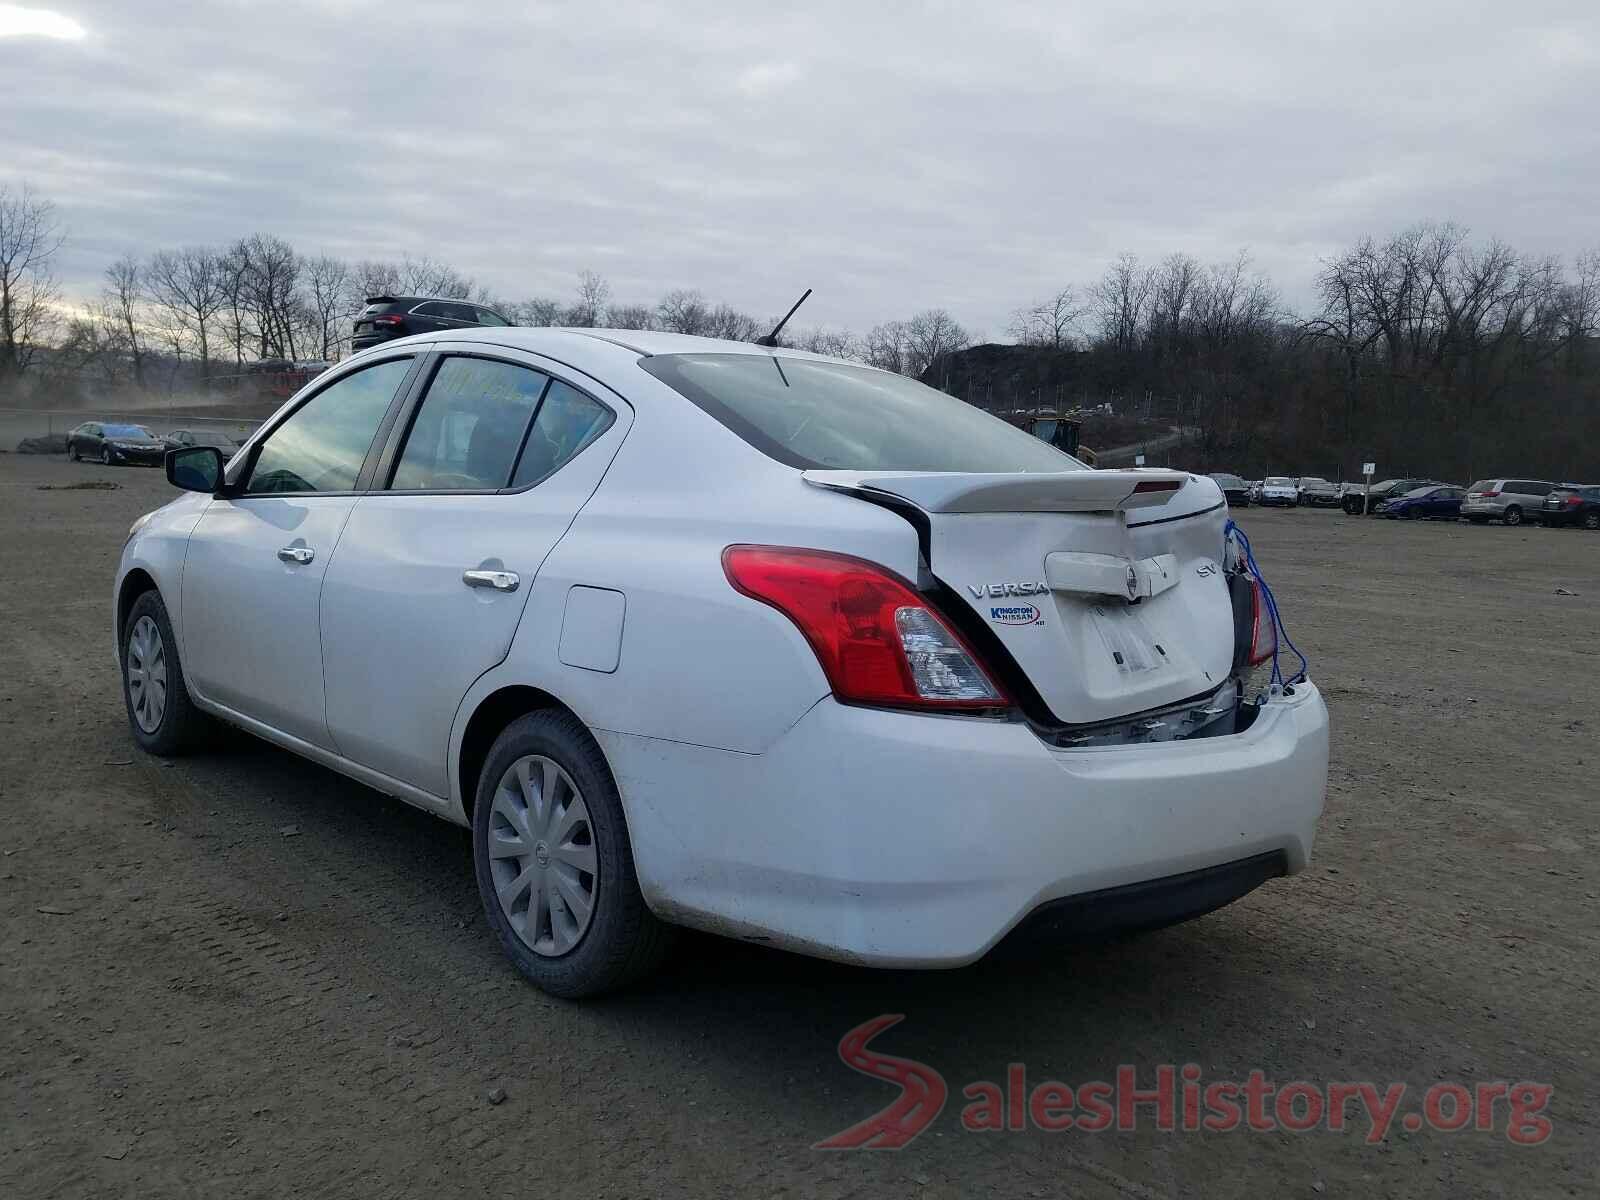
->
[2,178,1595,480]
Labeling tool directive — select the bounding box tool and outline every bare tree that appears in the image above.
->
[862,320,911,374]
[303,254,352,360]
[705,304,761,342]
[1092,252,1153,356]
[905,308,970,378]
[565,271,610,327]
[604,302,655,330]
[236,233,302,359]
[0,182,65,376]
[146,246,227,379]
[102,253,149,387]
[399,254,474,298]
[1009,286,1086,349]
[655,288,710,334]
[793,327,858,358]
[506,297,563,326]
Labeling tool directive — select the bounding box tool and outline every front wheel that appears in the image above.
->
[472,710,673,998]
[1502,506,1523,526]
[68,441,79,461]
[100,446,112,466]
[121,590,207,756]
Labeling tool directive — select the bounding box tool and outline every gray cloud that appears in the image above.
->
[4,0,1597,332]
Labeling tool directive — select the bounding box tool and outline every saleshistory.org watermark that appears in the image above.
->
[816,1016,1554,1150]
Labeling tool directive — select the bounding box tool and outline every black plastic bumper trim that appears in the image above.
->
[993,849,1288,955]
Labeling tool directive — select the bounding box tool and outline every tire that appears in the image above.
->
[472,709,673,998]
[1502,506,1522,526]
[1403,506,1419,520]
[68,441,79,461]
[101,446,112,466]
[1585,511,1600,531]
[120,589,207,756]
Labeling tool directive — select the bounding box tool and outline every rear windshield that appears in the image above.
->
[640,353,1085,473]
[1467,480,1495,492]
[1265,477,1293,486]
[1209,473,1244,487]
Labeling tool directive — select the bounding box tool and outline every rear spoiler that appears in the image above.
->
[802,469,1189,514]
[364,295,397,305]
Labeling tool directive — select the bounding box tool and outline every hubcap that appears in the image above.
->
[126,615,168,733]
[487,755,598,957]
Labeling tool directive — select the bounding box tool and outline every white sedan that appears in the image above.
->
[117,328,1328,997]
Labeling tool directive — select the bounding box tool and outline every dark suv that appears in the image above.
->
[351,296,513,353]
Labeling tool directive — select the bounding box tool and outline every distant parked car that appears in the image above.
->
[1341,478,1439,515]
[164,428,240,455]
[1541,486,1600,530]
[1208,473,1251,506]
[352,296,514,353]
[67,422,166,466]
[1296,477,1339,507]
[1377,485,1465,520]
[1258,476,1299,506]
[1460,479,1557,526]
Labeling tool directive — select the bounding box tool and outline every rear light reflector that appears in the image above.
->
[722,545,1009,711]
[1247,575,1277,666]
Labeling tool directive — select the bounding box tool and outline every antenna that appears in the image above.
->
[756,288,812,347]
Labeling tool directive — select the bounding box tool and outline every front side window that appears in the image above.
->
[391,357,550,490]
[641,353,1082,473]
[509,380,614,488]
[244,357,412,494]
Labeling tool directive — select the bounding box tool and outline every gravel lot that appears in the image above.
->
[1,451,1594,1198]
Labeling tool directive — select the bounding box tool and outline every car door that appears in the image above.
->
[179,353,421,747]
[319,347,631,797]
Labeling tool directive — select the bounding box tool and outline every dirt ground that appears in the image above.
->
[1,451,1594,1199]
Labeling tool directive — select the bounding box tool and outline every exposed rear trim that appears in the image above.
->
[993,850,1287,954]
[1125,498,1225,529]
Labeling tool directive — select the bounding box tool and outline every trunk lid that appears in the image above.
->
[805,469,1234,725]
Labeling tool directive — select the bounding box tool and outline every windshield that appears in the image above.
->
[640,353,1085,473]
[105,424,154,439]
[1265,477,1293,486]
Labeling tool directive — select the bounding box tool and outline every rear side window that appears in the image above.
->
[391,357,549,490]
[475,307,511,327]
[1512,481,1552,495]
[509,381,614,488]
[641,353,1082,473]
[245,357,413,494]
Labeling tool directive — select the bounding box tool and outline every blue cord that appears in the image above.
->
[1224,519,1309,688]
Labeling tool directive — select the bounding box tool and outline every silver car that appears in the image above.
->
[1461,479,1557,526]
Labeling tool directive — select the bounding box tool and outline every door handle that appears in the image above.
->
[277,546,315,565]
[463,569,519,592]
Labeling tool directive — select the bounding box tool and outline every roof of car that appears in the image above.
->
[355,326,859,379]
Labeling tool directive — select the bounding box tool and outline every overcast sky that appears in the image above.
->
[3,0,1597,335]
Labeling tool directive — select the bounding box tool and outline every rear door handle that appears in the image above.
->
[277,546,315,565]
[463,569,519,592]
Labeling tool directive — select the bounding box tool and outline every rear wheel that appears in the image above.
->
[472,710,673,998]
[1502,506,1523,527]
[1585,511,1600,531]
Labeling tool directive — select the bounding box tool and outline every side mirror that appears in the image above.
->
[166,445,224,494]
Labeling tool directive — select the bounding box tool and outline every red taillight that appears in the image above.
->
[722,545,1009,711]
[1247,575,1278,666]
[373,314,405,327]
[1477,490,1499,498]
[1567,495,1583,507]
